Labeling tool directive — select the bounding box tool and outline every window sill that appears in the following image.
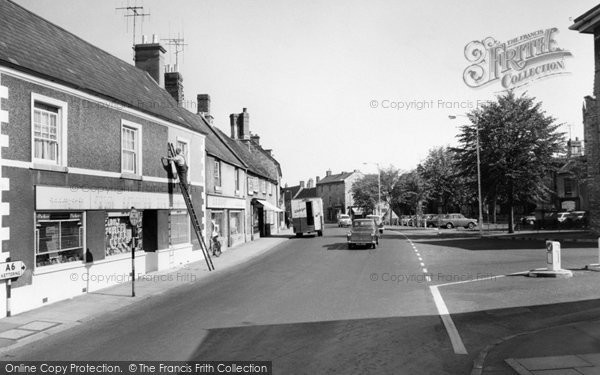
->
[31,163,68,173]
[34,260,85,275]
[121,172,142,181]
[214,186,223,194]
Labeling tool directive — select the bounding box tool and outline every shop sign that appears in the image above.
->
[37,186,186,210]
[207,195,245,209]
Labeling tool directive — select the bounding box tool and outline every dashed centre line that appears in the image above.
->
[398,233,468,355]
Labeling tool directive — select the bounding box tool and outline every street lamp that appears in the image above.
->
[449,114,484,237]
[363,162,381,217]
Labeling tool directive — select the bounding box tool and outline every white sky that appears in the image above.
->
[14,0,599,186]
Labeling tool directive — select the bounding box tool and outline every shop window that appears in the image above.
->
[31,94,68,166]
[121,120,142,175]
[170,210,190,245]
[35,212,83,267]
[230,211,243,236]
[210,211,225,239]
[105,212,143,256]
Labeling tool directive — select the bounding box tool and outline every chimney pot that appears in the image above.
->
[300,180,305,188]
[326,169,332,176]
[152,34,159,43]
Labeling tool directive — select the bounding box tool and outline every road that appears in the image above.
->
[5,226,600,374]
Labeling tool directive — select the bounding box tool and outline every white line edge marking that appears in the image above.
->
[423,268,428,273]
[430,285,468,355]
[420,262,425,267]
[436,275,506,288]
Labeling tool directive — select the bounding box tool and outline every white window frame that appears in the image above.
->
[31,93,68,166]
[121,120,142,175]
[176,137,190,183]
[214,160,222,187]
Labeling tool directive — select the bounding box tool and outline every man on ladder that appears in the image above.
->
[163,147,188,189]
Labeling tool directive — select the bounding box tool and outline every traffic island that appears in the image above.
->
[528,268,573,278]
[527,241,573,279]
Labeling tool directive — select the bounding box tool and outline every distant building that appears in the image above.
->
[316,169,363,222]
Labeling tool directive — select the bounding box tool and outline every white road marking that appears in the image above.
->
[436,275,505,288]
[430,285,468,355]
[398,232,468,355]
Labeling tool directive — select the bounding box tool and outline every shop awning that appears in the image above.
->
[254,199,284,212]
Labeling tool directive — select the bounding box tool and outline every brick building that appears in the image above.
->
[571,8,600,232]
[0,1,208,314]
[316,170,363,222]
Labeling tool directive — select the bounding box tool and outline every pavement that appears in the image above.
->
[0,232,292,354]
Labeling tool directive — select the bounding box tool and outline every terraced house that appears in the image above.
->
[0,0,209,314]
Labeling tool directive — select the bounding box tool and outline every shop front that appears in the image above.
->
[252,199,283,237]
[11,185,188,315]
[206,195,246,249]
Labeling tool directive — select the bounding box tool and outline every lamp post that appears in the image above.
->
[363,162,381,217]
[449,115,484,237]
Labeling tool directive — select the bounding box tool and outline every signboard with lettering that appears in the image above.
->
[0,261,26,280]
[36,186,186,210]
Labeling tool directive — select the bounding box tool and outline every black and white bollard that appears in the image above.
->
[528,240,573,278]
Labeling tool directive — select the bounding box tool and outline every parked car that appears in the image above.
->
[425,214,440,228]
[567,211,589,228]
[520,213,536,226]
[338,214,352,227]
[438,213,478,229]
[557,211,570,223]
[365,214,384,233]
[347,219,380,249]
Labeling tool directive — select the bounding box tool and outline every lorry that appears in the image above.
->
[291,197,324,237]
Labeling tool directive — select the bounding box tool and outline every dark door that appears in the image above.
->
[306,201,314,226]
[258,207,265,236]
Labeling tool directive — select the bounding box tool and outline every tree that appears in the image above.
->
[454,91,565,233]
[398,170,430,223]
[350,166,403,220]
[417,146,473,214]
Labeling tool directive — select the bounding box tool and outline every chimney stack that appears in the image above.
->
[230,108,250,140]
[197,94,213,124]
[134,35,166,87]
[230,114,238,139]
[239,108,250,140]
[251,133,260,145]
[307,178,314,188]
[299,180,305,188]
[568,137,583,158]
[316,176,320,184]
[326,169,332,176]
[164,70,184,105]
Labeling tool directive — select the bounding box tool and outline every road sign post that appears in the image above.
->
[0,258,26,317]
[129,207,141,297]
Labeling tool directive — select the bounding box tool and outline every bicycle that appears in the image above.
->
[211,235,222,257]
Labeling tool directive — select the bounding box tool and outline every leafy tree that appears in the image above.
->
[454,91,564,233]
[350,166,403,220]
[398,170,430,223]
[417,146,473,214]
